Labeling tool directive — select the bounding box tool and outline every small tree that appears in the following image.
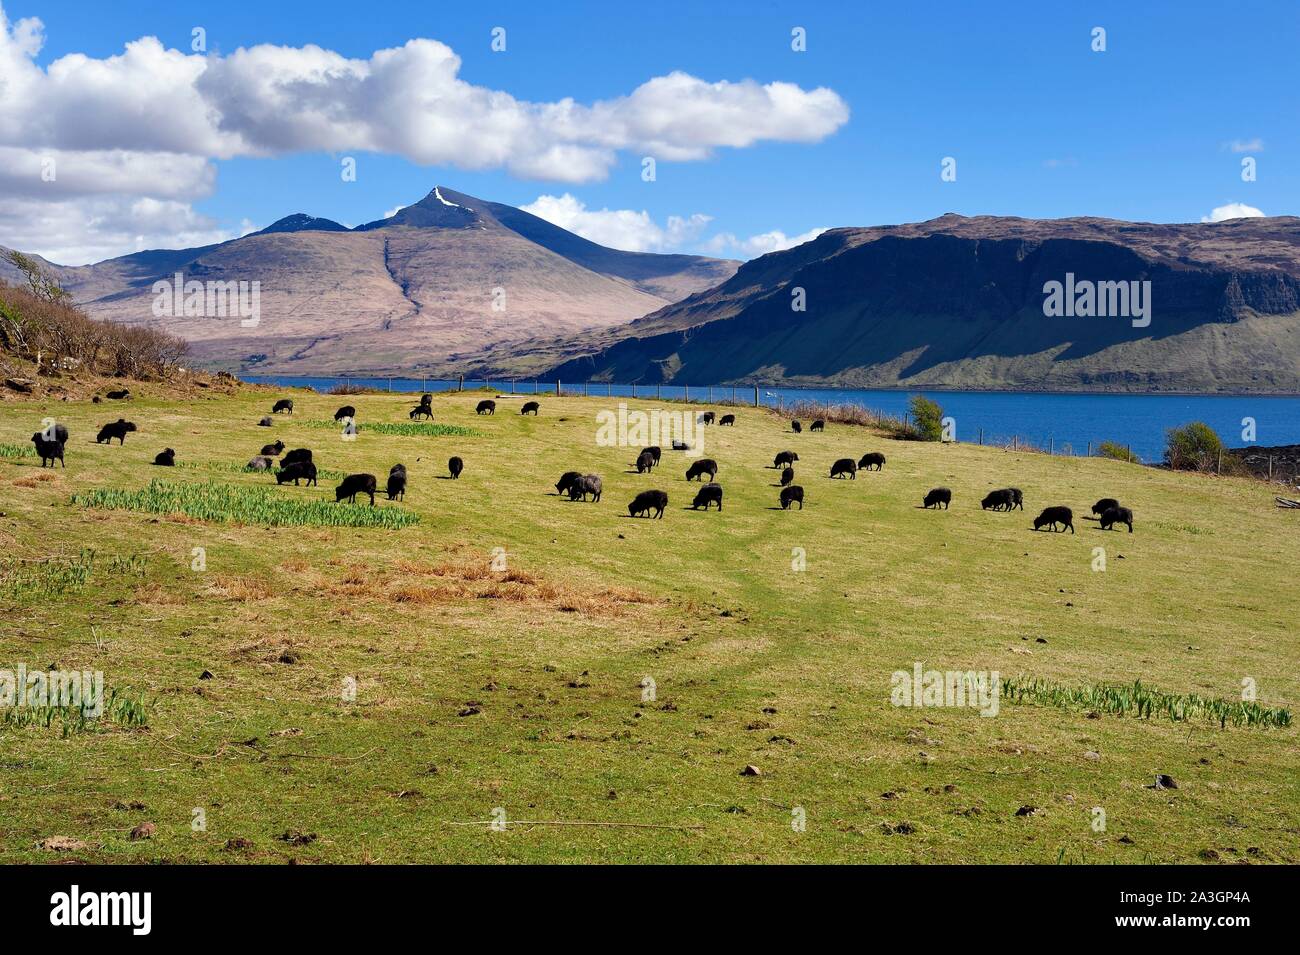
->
[1097,441,1140,464]
[4,250,70,304]
[909,394,944,442]
[1164,421,1225,472]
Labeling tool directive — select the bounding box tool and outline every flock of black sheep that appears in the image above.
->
[28,397,1135,533]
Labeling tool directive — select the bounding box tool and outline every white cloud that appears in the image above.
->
[521,193,711,253]
[0,4,848,262]
[1201,202,1265,223]
[705,227,828,258]
[1224,138,1264,153]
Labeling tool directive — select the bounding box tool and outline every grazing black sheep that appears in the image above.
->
[153,448,175,466]
[628,489,668,518]
[521,400,540,415]
[691,482,723,511]
[719,414,736,426]
[773,450,798,468]
[922,487,952,509]
[1008,487,1024,510]
[642,446,662,465]
[1092,497,1120,516]
[387,464,407,501]
[791,420,802,433]
[92,396,101,403]
[981,489,1015,511]
[95,419,137,445]
[282,448,312,466]
[810,419,825,432]
[858,452,886,471]
[475,400,496,415]
[261,440,285,457]
[1033,506,1074,533]
[335,473,377,505]
[409,404,433,420]
[448,456,464,479]
[1099,505,1133,532]
[276,461,318,487]
[780,485,805,510]
[31,432,65,467]
[671,440,690,451]
[700,411,716,425]
[830,458,858,479]
[334,405,356,422]
[272,399,294,414]
[555,471,582,496]
[106,389,131,400]
[247,455,274,471]
[258,416,273,427]
[569,474,603,502]
[685,458,718,482]
[780,466,795,487]
[636,451,656,474]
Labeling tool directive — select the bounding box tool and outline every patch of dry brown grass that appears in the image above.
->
[209,574,276,602]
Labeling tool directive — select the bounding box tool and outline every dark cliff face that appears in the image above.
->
[546,215,1300,393]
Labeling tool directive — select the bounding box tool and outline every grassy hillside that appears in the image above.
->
[0,386,1296,863]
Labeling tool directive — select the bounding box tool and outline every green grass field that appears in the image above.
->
[1,385,1296,863]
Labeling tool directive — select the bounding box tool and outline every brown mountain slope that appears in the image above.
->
[539,214,1300,393]
[0,186,739,376]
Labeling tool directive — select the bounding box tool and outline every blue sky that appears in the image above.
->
[2,0,1296,263]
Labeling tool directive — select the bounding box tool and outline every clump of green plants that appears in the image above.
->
[0,442,36,459]
[908,394,945,442]
[1164,421,1242,473]
[304,419,479,438]
[1002,676,1291,729]
[1097,440,1140,463]
[1,687,151,738]
[0,549,97,599]
[72,480,419,529]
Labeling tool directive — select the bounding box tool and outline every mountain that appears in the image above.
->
[0,186,738,376]
[542,214,1300,393]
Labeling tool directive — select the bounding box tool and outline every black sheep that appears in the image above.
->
[1008,487,1024,510]
[569,474,603,502]
[719,414,735,426]
[780,466,795,487]
[448,456,464,479]
[335,473,377,505]
[685,458,718,481]
[780,485,804,510]
[387,464,407,501]
[95,419,137,445]
[830,458,858,479]
[636,451,656,474]
[791,420,802,433]
[30,432,65,467]
[521,400,540,415]
[153,448,175,466]
[810,419,825,432]
[858,452,886,471]
[641,446,662,465]
[409,404,433,420]
[334,405,356,422]
[628,489,668,518]
[261,440,285,457]
[419,393,433,407]
[1099,505,1133,532]
[773,450,798,468]
[691,482,723,511]
[476,400,496,415]
[106,389,131,400]
[272,399,294,414]
[1033,506,1074,533]
[276,461,318,487]
[700,411,716,425]
[247,455,274,471]
[922,487,952,509]
[258,416,273,427]
[1092,497,1120,516]
[282,448,313,466]
[555,471,582,496]
[982,489,1015,511]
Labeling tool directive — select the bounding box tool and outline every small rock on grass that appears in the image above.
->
[740,764,762,776]
[40,835,88,852]
[129,822,156,840]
